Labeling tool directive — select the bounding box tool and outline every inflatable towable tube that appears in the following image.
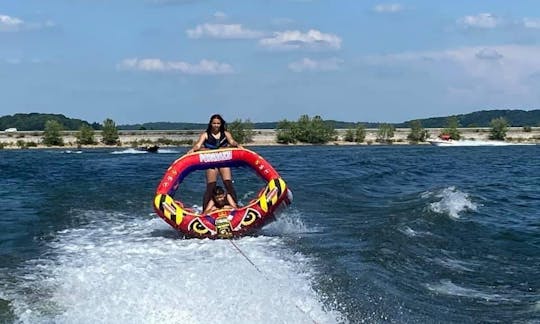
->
[153,148,292,239]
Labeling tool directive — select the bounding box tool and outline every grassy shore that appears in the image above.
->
[1,127,539,149]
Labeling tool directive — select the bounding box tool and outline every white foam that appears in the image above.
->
[430,139,535,146]
[425,279,512,302]
[398,226,422,237]
[6,211,342,324]
[156,148,181,154]
[428,186,478,219]
[110,148,181,154]
[110,148,147,154]
[433,258,475,272]
[262,210,318,236]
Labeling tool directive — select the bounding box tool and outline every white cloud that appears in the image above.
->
[259,29,341,51]
[271,17,295,27]
[373,3,404,13]
[186,23,263,39]
[213,12,227,19]
[288,57,343,72]
[4,58,21,64]
[146,0,197,4]
[117,58,234,75]
[0,14,55,32]
[523,17,540,29]
[0,14,24,32]
[475,48,503,60]
[364,45,540,96]
[458,13,500,29]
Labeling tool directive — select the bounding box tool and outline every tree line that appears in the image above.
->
[0,113,100,132]
[41,118,120,147]
[1,113,524,148]
[230,114,514,144]
[3,109,539,132]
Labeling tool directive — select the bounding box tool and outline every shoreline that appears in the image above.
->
[1,127,539,149]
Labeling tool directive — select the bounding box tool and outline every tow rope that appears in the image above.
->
[229,240,320,324]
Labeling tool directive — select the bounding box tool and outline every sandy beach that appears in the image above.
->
[1,127,538,149]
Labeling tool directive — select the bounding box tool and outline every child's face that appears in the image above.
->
[214,193,226,204]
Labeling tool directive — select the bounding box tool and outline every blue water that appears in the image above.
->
[1,146,539,323]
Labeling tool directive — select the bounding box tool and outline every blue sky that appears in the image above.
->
[1,0,540,124]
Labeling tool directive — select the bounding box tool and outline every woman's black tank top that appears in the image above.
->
[203,131,229,149]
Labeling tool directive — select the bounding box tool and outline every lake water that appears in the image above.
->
[1,145,539,323]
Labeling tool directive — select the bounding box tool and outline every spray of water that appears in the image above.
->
[3,210,343,324]
[428,186,478,219]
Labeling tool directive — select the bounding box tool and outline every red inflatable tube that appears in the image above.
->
[153,148,292,239]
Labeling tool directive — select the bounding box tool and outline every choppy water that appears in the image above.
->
[0,145,539,323]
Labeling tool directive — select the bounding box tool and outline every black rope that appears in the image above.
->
[228,240,320,324]
[229,240,263,274]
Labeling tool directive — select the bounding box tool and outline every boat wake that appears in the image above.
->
[1,210,343,324]
[111,148,181,154]
[428,139,535,146]
[261,209,319,236]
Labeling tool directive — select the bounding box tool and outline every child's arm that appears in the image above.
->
[227,194,238,208]
[203,200,215,214]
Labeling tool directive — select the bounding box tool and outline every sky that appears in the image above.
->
[1,0,540,124]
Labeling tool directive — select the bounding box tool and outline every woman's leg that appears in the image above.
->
[203,168,218,209]
[219,167,238,203]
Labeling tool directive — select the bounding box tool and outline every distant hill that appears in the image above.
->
[122,109,540,130]
[118,121,280,130]
[396,109,540,128]
[2,109,539,131]
[0,113,97,131]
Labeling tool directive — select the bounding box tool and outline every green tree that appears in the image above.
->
[344,124,366,143]
[344,129,355,142]
[489,117,509,140]
[354,124,366,143]
[16,140,28,149]
[101,118,119,145]
[228,119,255,144]
[293,115,335,144]
[276,119,297,144]
[440,116,461,140]
[294,114,312,143]
[308,115,335,144]
[376,123,395,143]
[76,124,97,145]
[407,120,429,143]
[42,119,65,146]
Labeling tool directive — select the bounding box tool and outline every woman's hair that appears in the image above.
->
[213,186,226,196]
[206,114,227,133]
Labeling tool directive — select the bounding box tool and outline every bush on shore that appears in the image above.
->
[42,120,64,146]
[489,117,509,140]
[376,123,395,143]
[101,118,120,145]
[344,124,366,143]
[276,115,336,144]
[407,120,429,143]
[228,119,255,144]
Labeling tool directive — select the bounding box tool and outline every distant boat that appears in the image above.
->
[138,145,159,153]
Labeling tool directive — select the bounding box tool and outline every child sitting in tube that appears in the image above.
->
[203,186,238,214]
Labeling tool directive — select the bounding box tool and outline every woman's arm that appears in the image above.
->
[225,131,242,148]
[187,132,207,154]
